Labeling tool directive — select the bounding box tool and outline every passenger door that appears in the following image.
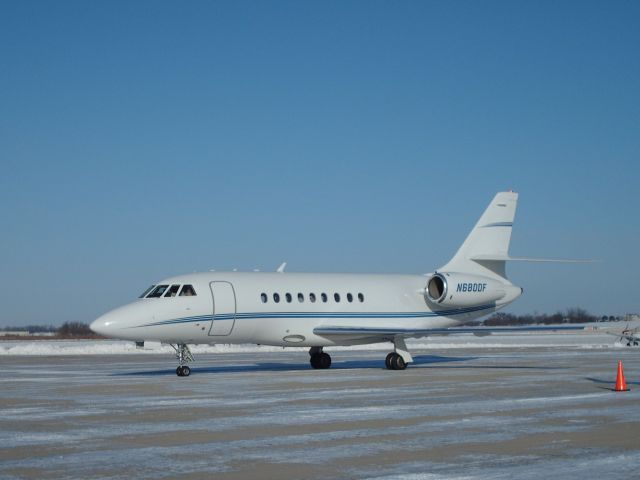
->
[208,281,236,336]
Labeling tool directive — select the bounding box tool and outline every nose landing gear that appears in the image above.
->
[170,343,194,377]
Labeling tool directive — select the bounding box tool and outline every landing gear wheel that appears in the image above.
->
[385,353,395,369]
[392,354,407,370]
[386,353,407,370]
[172,344,194,377]
[310,355,319,369]
[310,352,331,369]
[318,352,331,369]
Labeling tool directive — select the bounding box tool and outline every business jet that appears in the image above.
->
[91,191,584,376]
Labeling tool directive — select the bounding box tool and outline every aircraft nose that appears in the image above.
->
[90,307,130,337]
[90,303,149,340]
[90,313,114,337]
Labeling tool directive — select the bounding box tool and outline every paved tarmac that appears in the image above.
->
[1,345,639,479]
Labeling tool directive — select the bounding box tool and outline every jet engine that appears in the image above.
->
[426,272,507,308]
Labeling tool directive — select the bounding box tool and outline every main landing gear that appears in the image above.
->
[309,346,331,369]
[171,343,194,377]
[308,339,413,371]
[385,337,413,371]
[385,352,407,370]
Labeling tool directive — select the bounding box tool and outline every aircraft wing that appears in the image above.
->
[602,331,627,338]
[602,330,639,341]
[313,325,585,340]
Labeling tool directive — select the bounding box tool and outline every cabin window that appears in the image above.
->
[179,285,197,296]
[358,293,364,302]
[285,293,292,303]
[321,293,328,303]
[347,293,353,303]
[139,285,155,298]
[298,293,304,303]
[164,285,181,297]
[147,285,169,298]
[273,293,280,303]
[334,293,341,302]
[261,293,268,303]
[309,293,316,303]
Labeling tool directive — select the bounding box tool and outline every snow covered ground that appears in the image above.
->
[0,340,638,479]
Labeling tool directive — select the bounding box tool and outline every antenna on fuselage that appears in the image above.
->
[276,262,287,273]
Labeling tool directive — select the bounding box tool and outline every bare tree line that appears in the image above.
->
[484,308,597,326]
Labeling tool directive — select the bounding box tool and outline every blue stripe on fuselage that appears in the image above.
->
[131,303,496,329]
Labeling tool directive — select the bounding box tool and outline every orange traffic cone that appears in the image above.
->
[614,361,630,392]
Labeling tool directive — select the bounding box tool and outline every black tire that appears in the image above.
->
[319,352,331,369]
[392,354,407,371]
[182,366,191,377]
[385,353,395,370]
[310,354,320,369]
[176,367,183,376]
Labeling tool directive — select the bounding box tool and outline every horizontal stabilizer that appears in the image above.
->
[471,255,597,263]
[314,325,585,339]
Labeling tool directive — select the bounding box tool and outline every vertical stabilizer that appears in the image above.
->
[439,191,518,279]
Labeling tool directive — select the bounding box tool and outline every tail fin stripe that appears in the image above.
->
[482,222,513,228]
[439,191,518,280]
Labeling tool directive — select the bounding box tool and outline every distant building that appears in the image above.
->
[0,331,55,337]
[624,313,640,322]
[0,331,30,336]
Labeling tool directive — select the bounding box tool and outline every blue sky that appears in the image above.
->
[1,1,638,326]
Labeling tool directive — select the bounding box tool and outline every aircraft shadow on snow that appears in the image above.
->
[113,354,563,377]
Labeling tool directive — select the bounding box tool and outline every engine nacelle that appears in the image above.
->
[426,272,507,308]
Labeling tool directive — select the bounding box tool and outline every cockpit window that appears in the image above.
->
[164,284,181,297]
[147,285,169,298]
[179,284,196,297]
[139,285,156,298]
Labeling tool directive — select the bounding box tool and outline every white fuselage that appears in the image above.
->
[91,271,521,347]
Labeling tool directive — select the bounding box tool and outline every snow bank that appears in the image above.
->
[0,340,288,356]
[0,332,616,356]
